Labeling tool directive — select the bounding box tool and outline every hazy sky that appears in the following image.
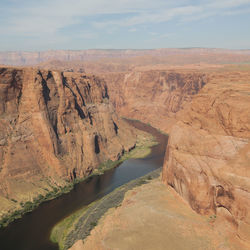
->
[1,0,250,51]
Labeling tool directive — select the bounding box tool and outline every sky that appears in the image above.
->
[0,0,250,51]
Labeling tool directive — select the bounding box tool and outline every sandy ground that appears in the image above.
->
[70,178,248,250]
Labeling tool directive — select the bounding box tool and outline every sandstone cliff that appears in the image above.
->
[0,67,136,218]
[104,70,208,132]
[162,70,250,242]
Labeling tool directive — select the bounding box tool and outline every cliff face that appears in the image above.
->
[0,67,136,216]
[104,70,207,132]
[162,71,250,241]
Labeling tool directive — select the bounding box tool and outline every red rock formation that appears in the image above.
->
[0,67,136,216]
[162,70,250,242]
[104,70,208,132]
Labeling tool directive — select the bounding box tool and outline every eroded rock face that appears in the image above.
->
[162,71,250,241]
[104,70,207,132]
[0,67,136,216]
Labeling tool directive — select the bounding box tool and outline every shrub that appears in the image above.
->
[37,194,44,200]
[90,221,97,227]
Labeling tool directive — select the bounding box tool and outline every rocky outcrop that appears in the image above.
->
[104,70,208,132]
[0,67,136,216]
[70,177,247,250]
[162,70,250,242]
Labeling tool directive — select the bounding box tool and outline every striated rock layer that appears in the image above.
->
[104,70,208,132]
[0,67,136,217]
[162,70,250,242]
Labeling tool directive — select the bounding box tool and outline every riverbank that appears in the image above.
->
[0,182,74,229]
[80,130,157,178]
[51,169,161,250]
[0,127,157,229]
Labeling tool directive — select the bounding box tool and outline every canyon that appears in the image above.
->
[102,63,250,246]
[0,49,249,250]
[0,66,136,221]
[103,69,208,133]
[64,63,250,249]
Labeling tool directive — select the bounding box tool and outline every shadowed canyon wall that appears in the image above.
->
[162,70,250,242]
[0,67,136,218]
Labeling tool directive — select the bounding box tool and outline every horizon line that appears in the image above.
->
[1,47,250,53]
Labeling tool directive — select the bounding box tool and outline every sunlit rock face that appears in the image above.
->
[0,67,136,217]
[162,70,250,242]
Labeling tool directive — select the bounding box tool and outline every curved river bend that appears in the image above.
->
[0,120,168,250]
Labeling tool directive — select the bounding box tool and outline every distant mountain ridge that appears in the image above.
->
[1,48,250,66]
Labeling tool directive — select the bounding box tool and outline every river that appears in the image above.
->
[0,120,168,250]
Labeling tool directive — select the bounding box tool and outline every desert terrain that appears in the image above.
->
[70,177,247,250]
[56,62,250,250]
[0,49,249,250]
